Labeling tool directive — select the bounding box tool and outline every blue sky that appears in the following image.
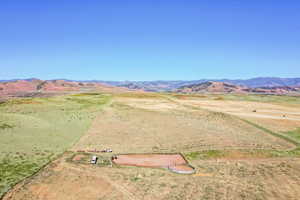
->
[0,0,299,81]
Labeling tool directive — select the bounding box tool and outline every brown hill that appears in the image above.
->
[245,86,299,95]
[0,80,41,95]
[0,79,127,97]
[176,81,300,95]
[176,81,247,93]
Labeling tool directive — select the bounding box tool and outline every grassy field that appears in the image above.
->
[169,93,300,105]
[0,93,111,198]
[2,92,300,200]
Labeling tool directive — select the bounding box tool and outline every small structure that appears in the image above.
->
[90,155,98,164]
[101,149,113,153]
[168,165,195,174]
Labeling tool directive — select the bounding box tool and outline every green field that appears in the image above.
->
[0,93,111,197]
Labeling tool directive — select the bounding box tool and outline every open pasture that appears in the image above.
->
[0,93,111,198]
[2,92,300,200]
[3,152,300,200]
[73,93,294,153]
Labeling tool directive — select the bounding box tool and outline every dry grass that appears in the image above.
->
[4,152,300,200]
[3,92,300,200]
[73,100,293,153]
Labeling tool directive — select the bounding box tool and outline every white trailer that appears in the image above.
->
[91,156,98,164]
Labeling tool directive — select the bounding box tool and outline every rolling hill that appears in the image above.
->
[176,81,247,93]
[1,77,300,95]
[176,81,300,95]
[99,77,300,91]
[0,79,126,97]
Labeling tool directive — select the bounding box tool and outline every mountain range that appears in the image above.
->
[0,79,126,97]
[176,81,300,95]
[1,77,300,97]
[100,77,300,91]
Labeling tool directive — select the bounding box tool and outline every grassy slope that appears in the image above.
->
[167,93,300,160]
[184,126,300,161]
[117,92,300,160]
[0,93,111,198]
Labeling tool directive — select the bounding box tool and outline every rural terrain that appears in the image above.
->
[1,79,300,199]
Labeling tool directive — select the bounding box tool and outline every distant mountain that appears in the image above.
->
[176,81,300,95]
[176,81,247,93]
[0,79,126,97]
[115,81,183,92]
[245,86,299,94]
[102,77,300,91]
[224,77,300,88]
[1,77,300,93]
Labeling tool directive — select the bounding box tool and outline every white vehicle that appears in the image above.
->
[91,156,98,164]
[101,149,113,153]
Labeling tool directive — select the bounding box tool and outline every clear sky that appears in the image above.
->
[0,0,299,81]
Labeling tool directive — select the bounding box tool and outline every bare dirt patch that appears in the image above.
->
[113,154,187,167]
[72,154,86,161]
[113,154,195,174]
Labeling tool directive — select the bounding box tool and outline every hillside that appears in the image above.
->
[1,77,300,94]
[98,77,300,91]
[176,81,300,95]
[176,81,247,93]
[0,79,126,97]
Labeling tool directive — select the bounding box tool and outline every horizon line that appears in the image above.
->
[1,76,300,82]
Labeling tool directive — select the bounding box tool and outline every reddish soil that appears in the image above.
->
[0,79,128,96]
[0,80,39,95]
[41,80,79,92]
[72,154,86,161]
[113,154,187,168]
[112,154,194,174]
